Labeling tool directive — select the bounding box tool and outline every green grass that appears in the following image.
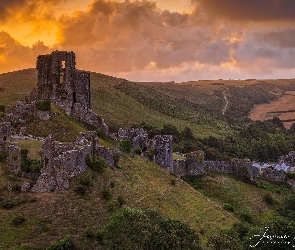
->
[11,139,43,160]
[0,155,237,249]
[184,173,292,226]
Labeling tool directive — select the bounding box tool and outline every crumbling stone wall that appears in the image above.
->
[279,151,295,168]
[261,169,286,182]
[0,122,11,152]
[118,128,148,150]
[153,135,173,171]
[6,145,21,174]
[32,131,115,192]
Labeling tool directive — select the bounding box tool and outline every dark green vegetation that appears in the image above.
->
[35,99,51,111]
[1,69,295,249]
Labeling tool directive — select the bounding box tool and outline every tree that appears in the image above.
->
[102,208,201,250]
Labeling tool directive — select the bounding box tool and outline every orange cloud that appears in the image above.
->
[1,0,295,81]
[0,32,50,72]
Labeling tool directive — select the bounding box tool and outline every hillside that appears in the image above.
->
[1,69,295,249]
[1,151,294,249]
[1,69,295,137]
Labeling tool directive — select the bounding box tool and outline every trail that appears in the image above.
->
[222,90,229,116]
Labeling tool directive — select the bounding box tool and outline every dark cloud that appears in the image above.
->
[263,29,295,48]
[195,0,295,21]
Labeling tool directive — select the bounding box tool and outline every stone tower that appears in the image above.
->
[35,50,91,115]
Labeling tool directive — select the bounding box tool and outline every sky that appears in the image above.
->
[0,0,295,82]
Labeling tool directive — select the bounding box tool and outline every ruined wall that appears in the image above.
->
[0,122,11,152]
[118,128,149,150]
[33,50,99,127]
[32,131,115,192]
[6,145,21,174]
[153,135,173,171]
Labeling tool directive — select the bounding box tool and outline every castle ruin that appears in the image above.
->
[31,51,99,127]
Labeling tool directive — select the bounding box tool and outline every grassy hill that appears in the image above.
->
[1,152,294,249]
[1,69,295,249]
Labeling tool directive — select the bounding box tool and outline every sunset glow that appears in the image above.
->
[1,0,295,81]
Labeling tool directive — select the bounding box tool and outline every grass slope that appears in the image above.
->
[0,155,238,249]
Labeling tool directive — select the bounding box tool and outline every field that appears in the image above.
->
[249,91,295,128]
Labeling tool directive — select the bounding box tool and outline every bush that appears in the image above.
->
[207,232,242,250]
[1,198,21,209]
[0,104,5,113]
[113,152,120,167]
[103,208,201,250]
[74,170,94,195]
[95,128,106,139]
[35,99,51,111]
[21,158,42,173]
[147,147,155,161]
[0,112,4,121]
[85,154,106,172]
[101,187,112,200]
[12,215,26,226]
[119,140,132,153]
[48,237,76,250]
[133,146,142,155]
[223,203,234,212]
[0,152,7,162]
[263,193,276,206]
[117,196,126,207]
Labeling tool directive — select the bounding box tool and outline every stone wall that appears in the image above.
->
[32,131,115,192]
[0,122,11,152]
[32,50,100,128]
[6,145,21,174]
[153,135,173,171]
[118,128,148,150]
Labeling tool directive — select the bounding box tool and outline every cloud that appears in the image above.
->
[57,0,226,72]
[0,32,50,72]
[195,0,295,21]
[0,0,66,22]
[263,29,295,48]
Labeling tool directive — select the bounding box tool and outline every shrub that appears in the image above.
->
[12,215,26,226]
[101,187,112,200]
[0,104,5,113]
[85,228,104,242]
[1,198,21,209]
[223,203,234,212]
[48,237,76,250]
[170,179,176,186]
[0,152,7,162]
[133,146,142,155]
[286,172,295,180]
[95,128,106,139]
[85,154,106,172]
[113,152,120,167]
[119,139,132,153]
[147,147,155,161]
[103,208,201,250]
[207,232,242,250]
[35,99,51,111]
[21,158,42,173]
[263,193,276,206]
[117,196,126,207]
[239,211,254,224]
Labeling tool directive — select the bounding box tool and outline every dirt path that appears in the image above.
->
[222,91,229,116]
